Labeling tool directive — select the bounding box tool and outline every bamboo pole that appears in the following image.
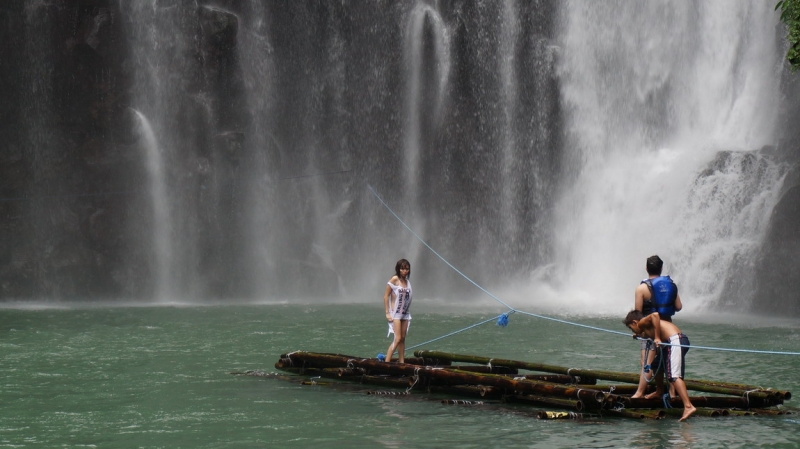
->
[688,380,791,400]
[427,384,503,399]
[579,384,641,395]
[663,407,722,418]
[602,408,664,419]
[622,394,778,410]
[506,394,586,411]
[525,374,596,385]
[404,357,452,366]
[446,365,519,375]
[747,408,794,415]
[724,409,757,416]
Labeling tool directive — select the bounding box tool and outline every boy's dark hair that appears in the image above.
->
[646,255,663,275]
[623,309,645,326]
[395,259,411,279]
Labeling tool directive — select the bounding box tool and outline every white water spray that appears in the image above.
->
[549,1,786,312]
[134,110,173,299]
[402,1,450,203]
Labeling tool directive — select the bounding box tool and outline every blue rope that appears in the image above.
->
[368,184,800,357]
[367,185,514,311]
[406,314,504,350]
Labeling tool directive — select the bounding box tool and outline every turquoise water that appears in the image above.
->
[2,303,800,448]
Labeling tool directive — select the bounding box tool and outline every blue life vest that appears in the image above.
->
[642,276,678,318]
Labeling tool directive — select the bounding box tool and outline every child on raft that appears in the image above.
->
[623,309,697,421]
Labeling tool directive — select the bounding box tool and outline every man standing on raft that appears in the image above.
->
[383,259,412,363]
[633,255,682,398]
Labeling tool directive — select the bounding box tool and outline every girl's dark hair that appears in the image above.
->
[395,259,411,279]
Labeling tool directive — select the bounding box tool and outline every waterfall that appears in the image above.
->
[550,1,788,312]
[7,1,796,308]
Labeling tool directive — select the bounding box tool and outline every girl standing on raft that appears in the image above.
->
[383,259,412,363]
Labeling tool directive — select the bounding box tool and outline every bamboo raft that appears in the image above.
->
[263,350,795,420]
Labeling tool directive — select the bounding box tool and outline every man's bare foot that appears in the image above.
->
[679,405,696,421]
[644,391,661,400]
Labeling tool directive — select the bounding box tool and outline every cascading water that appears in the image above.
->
[549,1,788,312]
[133,110,172,299]
[402,1,450,214]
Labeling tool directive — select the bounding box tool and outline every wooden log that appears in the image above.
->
[747,408,794,415]
[404,357,451,366]
[282,352,608,404]
[663,407,722,418]
[525,374,596,385]
[506,394,586,411]
[725,409,757,416]
[442,399,485,405]
[413,350,781,401]
[537,411,599,420]
[334,367,366,377]
[688,380,791,400]
[447,365,518,375]
[579,384,642,395]
[366,390,410,395]
[426,384,503,399]
[622,394,778,410]
[278,365,416,389]
[602,408,664,419]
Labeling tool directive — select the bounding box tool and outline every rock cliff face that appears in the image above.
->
[0,1,247,299]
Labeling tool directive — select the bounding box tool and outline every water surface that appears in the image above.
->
[1,303,799,448]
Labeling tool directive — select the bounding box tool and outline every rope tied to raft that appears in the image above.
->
[743,389,760,407]
[346,359,355,369]
[406,367,422,394]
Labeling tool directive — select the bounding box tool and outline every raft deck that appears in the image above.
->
[263,350,793,419]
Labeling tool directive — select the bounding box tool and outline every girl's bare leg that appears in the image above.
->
[386,319,405,362]
[395,320,409,363]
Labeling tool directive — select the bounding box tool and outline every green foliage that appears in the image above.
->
[777,0,800,71]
